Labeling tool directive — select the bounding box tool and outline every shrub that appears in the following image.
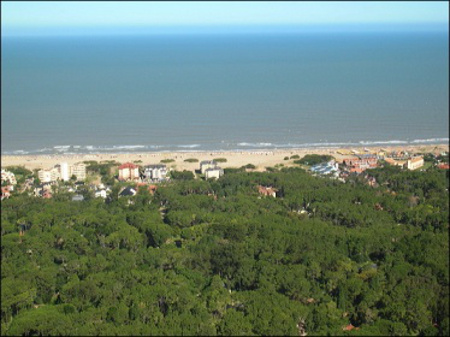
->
[161,159,175,164]
[184,158,199,163]
[242,163,256,170]
[290,155,300,159]
[213,158,227,163]
[295,154,334,166]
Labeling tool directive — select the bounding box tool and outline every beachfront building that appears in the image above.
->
[143,164,167,182]
[37,162,86,183]
[1,170,17,185]
[406,156,424,170]
[118,163,140,181]
[58,162,70,181]
[38,167,60,183]
[343,158,378,173]
[200,160,217,174]
[205,166,224,180]
[70,163,86,181]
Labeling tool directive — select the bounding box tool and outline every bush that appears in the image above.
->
[295,154,334,166]
[213,158,227,163]
[161,159,175,164]
[290,155,300,159]
[184,158,199,163]
[284,156,289,160]
[242,163,256,170]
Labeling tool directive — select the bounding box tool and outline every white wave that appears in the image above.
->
[411,138,449,143]
[36,148,52,153]
[54,145,71,149]
[177,144,201,148]
[359,140,408,145]
[10,150,30,155]
[111,145,146,149]
[237,142,273,147]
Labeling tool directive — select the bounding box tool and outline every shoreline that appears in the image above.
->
[2,143,448,172]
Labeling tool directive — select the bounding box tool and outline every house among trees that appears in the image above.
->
[1,185,13,200]
[119,186,137,197]
[258,185,278,198]
[1,169,17,185]
[205,166,224,180]
[406,156,424,170]
[118,163,140,181]
[200,160,217,174]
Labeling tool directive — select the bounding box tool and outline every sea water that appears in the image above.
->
[2,30,448,155]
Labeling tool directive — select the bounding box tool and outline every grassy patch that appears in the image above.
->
[213,158,227,163]
[161,159,175,164]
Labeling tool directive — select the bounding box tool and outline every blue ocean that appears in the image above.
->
[2,30,448,155]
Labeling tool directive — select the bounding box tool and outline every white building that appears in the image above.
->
[70,163,86,181]
[406,156,424,170]
[59,162,70,181]
[94,189,107,199]
[200,160,217,174]
[38,167,60,183]
[205,167,224,180]
[143,164,167,182]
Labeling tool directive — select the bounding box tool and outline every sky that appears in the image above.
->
[2,1,448,36]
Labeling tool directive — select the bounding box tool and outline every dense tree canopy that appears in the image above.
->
[1,165,448,335]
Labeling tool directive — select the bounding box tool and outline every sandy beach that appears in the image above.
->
[2,144,448,172]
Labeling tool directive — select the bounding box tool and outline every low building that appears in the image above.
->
[343,158,378,173]
[384,158,406,167]
[143,164,167,182]
[258,185,278,198]
[205,166,224,180]
[119,186,137,197]
[1,170,17,185]
[94,190,107,199]
[406,156,424,170]
[118,163,140,181]
[310,161,339,176]
[72,194,84,202]
[1,186,13,200]
[200,160,217,174]
[38,167,60,183]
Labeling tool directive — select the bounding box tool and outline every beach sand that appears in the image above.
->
[1,144,448,172]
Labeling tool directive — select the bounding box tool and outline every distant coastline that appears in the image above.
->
[2,138,448,157]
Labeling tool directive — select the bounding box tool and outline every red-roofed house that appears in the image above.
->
[118,163,140,181]
[438,163,449,170]
[258,185,278,198]
[342,324,359,331]
[1,186,12,200]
